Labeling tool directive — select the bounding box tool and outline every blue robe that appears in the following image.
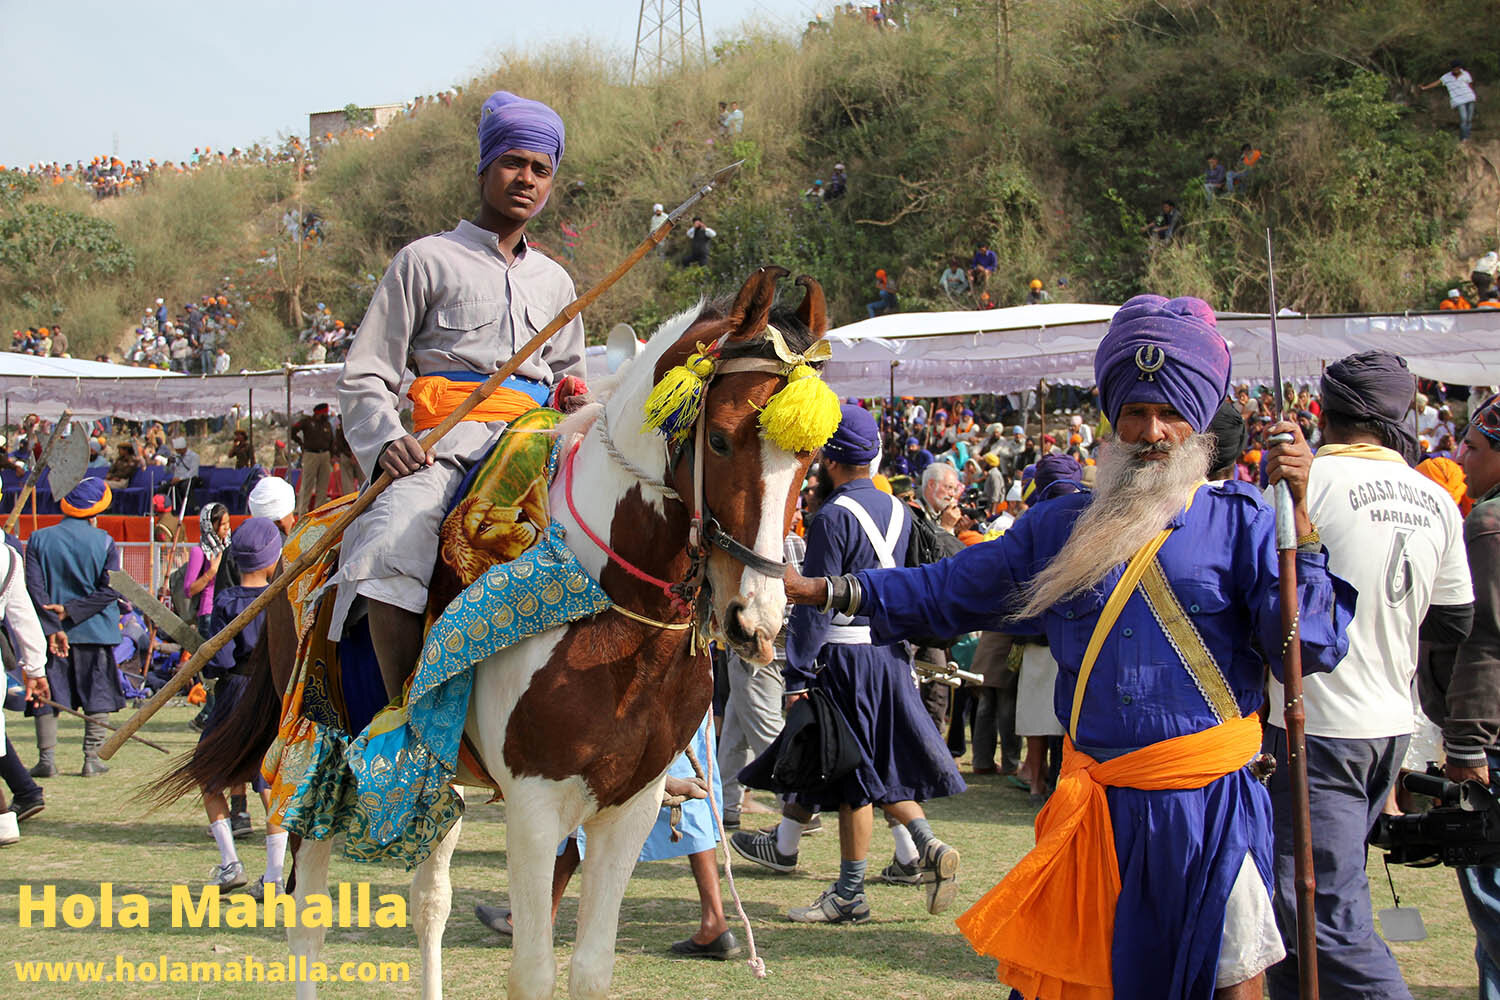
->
[755,477,965,810]
[854,480,1355,999]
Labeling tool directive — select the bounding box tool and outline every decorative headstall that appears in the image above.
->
[642,325,840,590]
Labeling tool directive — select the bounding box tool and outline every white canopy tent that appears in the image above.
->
[0,355,350,423]
[822,304,1500,398]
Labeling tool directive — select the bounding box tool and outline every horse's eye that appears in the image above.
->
[708,430,731,456]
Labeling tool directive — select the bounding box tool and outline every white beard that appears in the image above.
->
[1010,433,1212,621]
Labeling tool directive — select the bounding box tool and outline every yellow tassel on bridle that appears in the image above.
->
[642,348,716,443]
[759,363,840,454]
[642,328,841,455]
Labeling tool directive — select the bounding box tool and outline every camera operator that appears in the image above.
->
[1439,391,1500,994]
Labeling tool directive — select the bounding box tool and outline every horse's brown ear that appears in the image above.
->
[794,275,828,337]
[724,265,790,342]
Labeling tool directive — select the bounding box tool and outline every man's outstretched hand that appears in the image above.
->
[783,565,826,607]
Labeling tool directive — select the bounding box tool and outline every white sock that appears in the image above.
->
[889,822,919,865]
[775,816,803,857]
[263,831,289,884]
[209,819,239,867]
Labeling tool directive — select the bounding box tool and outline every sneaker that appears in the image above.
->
[243,878,283,901]
[207,860,248,890]
[0,812,18,847]
[919,840,961,915]
[229,811,253,839]
[756,814,822,838]
[729,830,798,873]
[9,793,45,822]
[877,855,922,886]
[787,887,871,924]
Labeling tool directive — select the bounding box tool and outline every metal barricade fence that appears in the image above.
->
[116,542,188,597]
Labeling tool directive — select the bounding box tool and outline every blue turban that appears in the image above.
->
[1019,462,1038,500]
[60,477,111,518]
[477,91,565,178]
[1030,454,1083,504]
[1095,294,1231,433]
[230,517,283,574]
[823,403,880,465]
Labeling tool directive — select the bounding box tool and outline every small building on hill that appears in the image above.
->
[307,104,405,140]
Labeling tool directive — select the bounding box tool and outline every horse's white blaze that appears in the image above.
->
[716,437,798,663]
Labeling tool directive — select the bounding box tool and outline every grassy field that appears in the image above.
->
[0,705,1478,998]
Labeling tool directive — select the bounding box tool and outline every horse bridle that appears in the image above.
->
[576,342,808,632]
[669,352,796,580]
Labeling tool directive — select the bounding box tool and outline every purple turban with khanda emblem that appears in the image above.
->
[476,91,566,179]
[1095,294,1231,433]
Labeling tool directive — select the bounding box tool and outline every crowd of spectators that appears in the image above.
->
[7,325,70,357]
[121,288,245,373]
[2,87,465,199]
[296,302,354,364]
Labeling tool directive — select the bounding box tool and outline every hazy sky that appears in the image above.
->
[0,0,819,167]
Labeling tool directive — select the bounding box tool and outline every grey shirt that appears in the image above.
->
[338,219,586,473]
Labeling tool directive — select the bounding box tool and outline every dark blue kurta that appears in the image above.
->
[200,585,270,737]
[854,480,1355,999]
[771,477,965,810]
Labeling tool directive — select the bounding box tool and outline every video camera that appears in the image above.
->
[1369,765,1500,868]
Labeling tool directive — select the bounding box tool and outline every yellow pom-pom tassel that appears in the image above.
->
[643,351,715,442]
[759,363,841,454]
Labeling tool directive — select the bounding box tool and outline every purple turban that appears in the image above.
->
[822,403,880,465]
[1030,454,1083,504]
[477,91,565,178]
[1095,294,1230,433]
[60,477,111,518]
[230,517,283,574]
[1320,350,1419,464]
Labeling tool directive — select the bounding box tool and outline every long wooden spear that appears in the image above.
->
[1267,230,1319,999]
[3,412,70,535]
[99,161,743,759]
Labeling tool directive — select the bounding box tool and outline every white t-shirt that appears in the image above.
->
[1269,447,1473,738]
[1441,70,1476,107]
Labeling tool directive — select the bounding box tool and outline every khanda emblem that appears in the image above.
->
[1134,345,1166,381]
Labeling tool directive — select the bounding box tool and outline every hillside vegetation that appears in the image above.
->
[4,0,1499,364]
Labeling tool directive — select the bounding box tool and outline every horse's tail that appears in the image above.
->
[141,589,295,808]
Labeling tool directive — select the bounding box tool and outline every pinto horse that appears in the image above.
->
[156,266,829,999]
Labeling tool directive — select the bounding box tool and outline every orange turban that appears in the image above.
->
[1416,457,1473,515]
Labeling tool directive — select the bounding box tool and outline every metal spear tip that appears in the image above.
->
[665,160,745,224]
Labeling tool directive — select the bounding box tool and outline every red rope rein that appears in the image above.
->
[563,437,691,614]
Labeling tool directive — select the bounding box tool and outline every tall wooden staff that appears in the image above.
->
[1267,230,1319,999]
[3,412,70,535]
[99,161,743,759]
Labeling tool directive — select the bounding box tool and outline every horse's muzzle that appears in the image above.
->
[724,600,775,666]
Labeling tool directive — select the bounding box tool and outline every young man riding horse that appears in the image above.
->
[331,91,586,699]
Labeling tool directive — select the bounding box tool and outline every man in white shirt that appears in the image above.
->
[1264,351,1475,999]
[1422,59,1477,141]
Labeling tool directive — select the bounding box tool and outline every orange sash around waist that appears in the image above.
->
[955,714,1263,1000]
[407,375,539,433]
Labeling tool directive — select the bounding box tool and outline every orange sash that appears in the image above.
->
[955,714,1264,1000]
[407,375,539,432]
